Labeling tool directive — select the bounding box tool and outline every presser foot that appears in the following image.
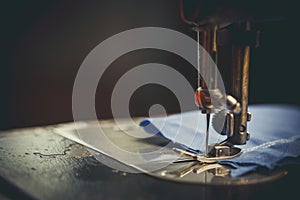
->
[147,158,287,185]
[148,144,286,185]
[147,142,286,185]
[160,162,231,179]
[173,140,242,164]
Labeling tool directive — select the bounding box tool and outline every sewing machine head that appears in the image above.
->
[179,0,264,160]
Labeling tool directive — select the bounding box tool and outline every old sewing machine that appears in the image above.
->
[0,0,300,199]
[164,0,258,180]
[140,0,288,184]
[52,0,294,185]
[1,2,298,199]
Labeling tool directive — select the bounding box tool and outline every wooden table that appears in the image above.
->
[0,125,299,200]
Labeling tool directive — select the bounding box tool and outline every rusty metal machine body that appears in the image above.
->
[179,0,265,160]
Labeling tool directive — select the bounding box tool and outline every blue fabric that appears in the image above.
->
[140,105,300,177]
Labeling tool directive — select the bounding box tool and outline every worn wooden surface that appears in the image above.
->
[0,125,299,200]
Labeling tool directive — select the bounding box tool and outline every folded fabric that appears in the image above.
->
[140,104,300,177]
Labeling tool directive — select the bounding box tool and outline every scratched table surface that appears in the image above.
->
[0,125,299,200]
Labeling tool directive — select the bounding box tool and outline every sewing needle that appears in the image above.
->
[205,113,210,157]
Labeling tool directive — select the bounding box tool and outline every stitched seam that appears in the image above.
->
[242,135,300,153]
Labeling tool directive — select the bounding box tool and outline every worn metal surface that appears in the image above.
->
[53,120,287,185]
[0,125,299,200]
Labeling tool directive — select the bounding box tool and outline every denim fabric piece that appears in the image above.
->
[140,105,300,177]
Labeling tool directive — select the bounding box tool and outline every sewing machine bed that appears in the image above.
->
[53,118,288,185]
[0,121,299,200]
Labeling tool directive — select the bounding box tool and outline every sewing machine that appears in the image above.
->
[50,0,290,185]
[179,0,256,161]
[140,0,292,184]
[141,0,288,184]
[1,1,298,199]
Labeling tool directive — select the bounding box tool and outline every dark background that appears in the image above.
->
[1,0,299,130]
